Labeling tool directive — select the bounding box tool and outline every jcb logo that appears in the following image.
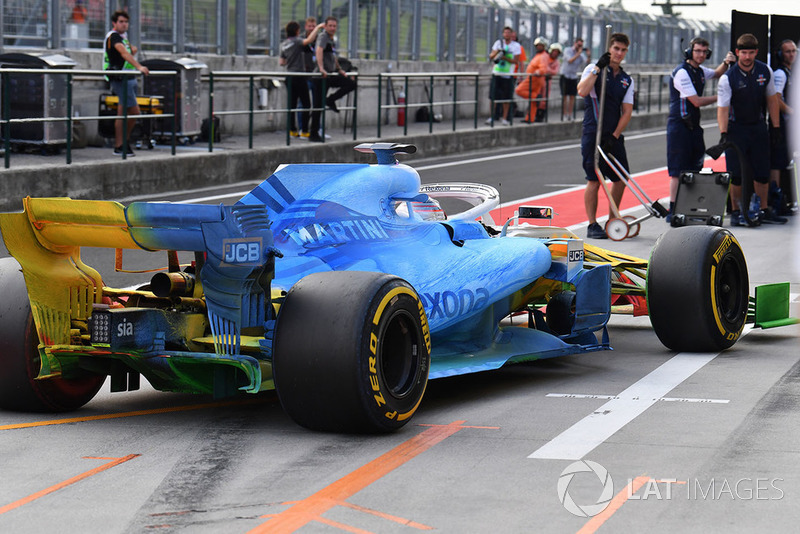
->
[223,239,262,264]
[568,250,584,262]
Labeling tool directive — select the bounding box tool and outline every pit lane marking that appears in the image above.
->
[0,397,269,430]
[546,393,730,404]
[249,420,498,533]
[529,327,752,460]
[0,455,139,516]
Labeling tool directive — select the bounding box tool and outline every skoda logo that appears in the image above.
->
[557,460,614,517]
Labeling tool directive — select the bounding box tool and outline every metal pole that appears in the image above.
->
[451,75,457,132]
[377,74,382,138]
[286,76,293,146]
[593,25,611,173]
[208,73,214,152]
[3,73,10,169]
[248,76,254,148]
[171,72,177,155]
[121,75,129,160]
[352,75,358,140]
[66,73,72,164]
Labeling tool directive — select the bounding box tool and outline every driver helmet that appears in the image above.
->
[549,43,563,54]
[534,36,549,48]
[395,198,446,221]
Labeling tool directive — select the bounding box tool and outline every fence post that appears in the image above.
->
[66,73,72,164]
[208,73,214,152]
[248,75,254,149]
[3,73,10,169]
[451,74,457,131]
[377,74,382,138]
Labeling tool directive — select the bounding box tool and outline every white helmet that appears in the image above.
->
[534,36,549,48]
[549,43,563,54]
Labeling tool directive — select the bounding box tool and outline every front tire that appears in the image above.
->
[647,227,749,352]
[0,258,104,412]
[273,271,430,433]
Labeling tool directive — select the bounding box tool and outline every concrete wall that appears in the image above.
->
[27,48,671,143]
[0,107,702,213]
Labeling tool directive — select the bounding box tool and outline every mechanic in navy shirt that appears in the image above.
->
[769,39,796,214]
[577,33,634,239]
[665,38,735,222]
[716,33,785,225]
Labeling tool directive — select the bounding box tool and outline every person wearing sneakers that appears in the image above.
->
[103,10,149,157]
[716,33,786,226]
[309,16,356,142]
[769,39,796,215]
[279,20,323,138]
[665,38,735,223]
[487,27,521,126]
[577,33,634,239]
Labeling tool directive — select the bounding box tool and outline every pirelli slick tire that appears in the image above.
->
[273,271,430,433]
[0,258,104,412]
[647,227,749,352]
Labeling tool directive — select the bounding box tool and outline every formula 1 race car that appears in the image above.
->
[0,143,794,433]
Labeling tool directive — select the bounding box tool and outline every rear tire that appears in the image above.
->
[0,258,104,412]
[273,271,430,433]
[647,227,749,352]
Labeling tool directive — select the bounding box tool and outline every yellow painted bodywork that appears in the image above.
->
[0,198,146,377]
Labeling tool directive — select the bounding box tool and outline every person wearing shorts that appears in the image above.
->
[103,10,149,156]
[716,33,785,225]
[560,38,589,121]
[665,37,734,222]
[487,27,521,126]
[577,33,634,239]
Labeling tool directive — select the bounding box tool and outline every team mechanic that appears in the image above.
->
[665,38,735,223]
[716,33,786,226]
[577,32,634,240]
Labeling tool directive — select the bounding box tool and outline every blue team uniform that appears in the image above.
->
[666,61,710,176]
[581,65,634,182]
[720,60,774,185]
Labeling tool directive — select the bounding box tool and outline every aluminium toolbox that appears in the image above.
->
[0,53,76,148]
[142,58,206,141]
[671,169,730,227]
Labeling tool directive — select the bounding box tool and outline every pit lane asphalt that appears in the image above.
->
[0,129,798,534]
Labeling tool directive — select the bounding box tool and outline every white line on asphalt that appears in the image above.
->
[529,327,752,461]
[546,393,730,404]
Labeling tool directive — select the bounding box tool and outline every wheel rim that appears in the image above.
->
[716,254,748,324]
[623,215,640,237]
[605,218,629,241]
[380,310,422,399]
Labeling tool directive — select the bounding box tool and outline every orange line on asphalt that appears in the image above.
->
[576,476,649,534]
[248,420,475,533]
[315,516,373,533]
[341,501,434,530]
[0,454,140,516]
[0,397,268,430]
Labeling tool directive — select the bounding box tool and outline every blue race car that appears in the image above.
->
[0,143,792,432]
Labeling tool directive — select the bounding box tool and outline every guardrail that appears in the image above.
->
[0,67,676,169]
[0,68,178,168]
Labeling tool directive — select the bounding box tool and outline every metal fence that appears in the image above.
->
[1,0,730,65]
[0,65,685,168]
